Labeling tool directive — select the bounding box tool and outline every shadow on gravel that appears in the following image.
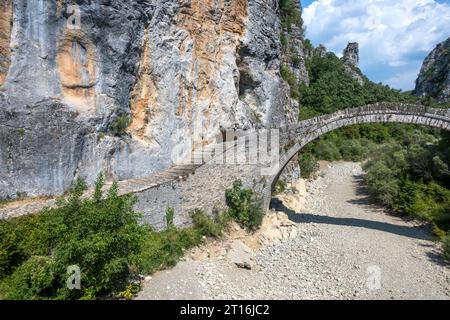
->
[346,174,385,211]
[271,199,431,241]
[420,244,450,267]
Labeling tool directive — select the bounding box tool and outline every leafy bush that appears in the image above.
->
[52,178,145,299]
[0,256,55,300]
[110,115,131,137]
[273,180,287,196]
[225,180,263,231]
[443,235,450,262]
[280,32,288,50]
[165,207,175,229]
[313,140,342,161]
[136,209,229,276]
[299,152,319,178]
[0,174,146,300]
[362,133,450,245]
[339,139,370,161]
[190,209,225,238]
[135,227,203,276]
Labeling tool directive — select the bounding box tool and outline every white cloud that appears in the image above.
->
[384,69,421,91]
[303,0,450,90]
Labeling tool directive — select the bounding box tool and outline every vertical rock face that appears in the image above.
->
[0,0,306,199]
[415,37,450,103]
[341,42,364,85]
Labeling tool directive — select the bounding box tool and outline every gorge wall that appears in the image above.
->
[415,37,450,103]
[0,0,308,199]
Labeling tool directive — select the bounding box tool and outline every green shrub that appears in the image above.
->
[53,179,145,299]
[273,180,287,196]
[165,207,175,229]
[280,64,299,99]
[136,209,229,276]
[339,139,367,161]
[0,209,65,281]
[314,140,342,161]
[225,180,264,231]
[280,32,288,50]
[362,132,450,245]
[443,235,450,262]
[0,221,19,280]
[110,115,131,137]
[136,227,203,275]
[0,256,55,300]
[0,174,146,300]
[1,176,265,299]
[291,55,301,68]
[190,209,225,238]
[299,152,319,178]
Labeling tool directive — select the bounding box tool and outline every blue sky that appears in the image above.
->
[301,0,450,90]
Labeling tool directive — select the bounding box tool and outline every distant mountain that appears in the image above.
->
[415,37,450,103]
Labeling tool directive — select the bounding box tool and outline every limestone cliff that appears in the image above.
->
[415,37,450,103]
[0,0,308,199]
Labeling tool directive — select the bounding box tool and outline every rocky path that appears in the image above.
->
[137,162,450,300]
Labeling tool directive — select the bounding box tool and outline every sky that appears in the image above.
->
[300,0,450,90]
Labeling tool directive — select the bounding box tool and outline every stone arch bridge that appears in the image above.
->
[1,102,449,229]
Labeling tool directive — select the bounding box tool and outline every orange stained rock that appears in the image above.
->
[56,30,97,112]
[175,0,248,130]
[0,0,12,85]
[129,29,158,144]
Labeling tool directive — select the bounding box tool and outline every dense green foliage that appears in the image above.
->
[443,235,450,261]
[190,209,229,238]
[226,180,264,231]
[136,224,204,277]
[0,175,145,300]
[299,52,430,118]
[363,131,450,235]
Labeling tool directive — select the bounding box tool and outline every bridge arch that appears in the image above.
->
[263,102,450,209]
